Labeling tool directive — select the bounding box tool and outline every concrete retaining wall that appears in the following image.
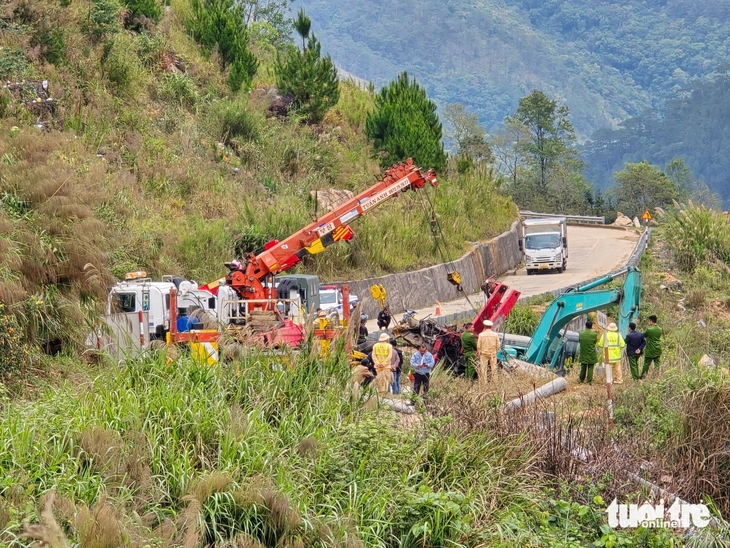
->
[346,221,522,318]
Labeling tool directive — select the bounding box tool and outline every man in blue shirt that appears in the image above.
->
[410,344,435,403]
[625,322,646,381]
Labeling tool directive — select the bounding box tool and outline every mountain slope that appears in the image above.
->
[298,0,730,138]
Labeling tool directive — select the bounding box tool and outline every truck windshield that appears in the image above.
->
[525,233,561,250]
[111,293,136,313]
[320,292,337,304]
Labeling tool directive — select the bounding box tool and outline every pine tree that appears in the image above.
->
[274,9,339,123]
[365,72,446,171]
[187,0,258,92]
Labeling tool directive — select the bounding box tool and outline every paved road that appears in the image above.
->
[365,226,640,332]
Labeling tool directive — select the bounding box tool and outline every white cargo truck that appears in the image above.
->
[519,217,568,275]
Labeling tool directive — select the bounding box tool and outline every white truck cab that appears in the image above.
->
[319,284,358,314]
[519,217,568,275]
[107,273,226,339]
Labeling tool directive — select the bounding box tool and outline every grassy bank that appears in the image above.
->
[0,341,684,547]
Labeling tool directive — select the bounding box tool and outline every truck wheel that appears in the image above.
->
[527,269,533,276]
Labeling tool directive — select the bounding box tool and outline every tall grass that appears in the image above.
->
[0,346,629,547]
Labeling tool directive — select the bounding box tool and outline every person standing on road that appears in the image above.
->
[377,306,392,331]
[577,320,598,385]
[642,315,662,376]
[410,344,435,402]
[390,339,403,395]
[597,322,626,384]
[461,322,478,380]
[625,322,646,381]
[477,319,500,385]
[372,333,397,396]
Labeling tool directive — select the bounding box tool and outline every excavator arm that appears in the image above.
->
[227,159,438,305]
[523,267,642,366]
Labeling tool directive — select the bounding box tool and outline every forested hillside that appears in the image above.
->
[298,0,730,138]
[583,70,730,201]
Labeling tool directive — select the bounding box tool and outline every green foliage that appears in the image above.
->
[0,47,28,80]
[443,103,492,165]
[663,203,730,272]
[86,0,122,40]
[611,161,678,218]
[274,10,340,123]
[504,304,540,336]
[157,72,198,108]
[101,33,147,95]
[240,0,294,50]
[0,349,679,546]
[211,98,260,146]
[510,90,577,190]
[585,73,730,204]
[186,0,259,92]
[365,72,447,171]
[30,24,66,65]
[124,0,162,24]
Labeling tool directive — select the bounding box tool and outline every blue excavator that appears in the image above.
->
[502,266,642,370]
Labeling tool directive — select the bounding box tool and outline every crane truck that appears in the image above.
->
[93,160,439,360]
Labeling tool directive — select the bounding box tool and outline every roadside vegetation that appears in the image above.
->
[0,0,515,361]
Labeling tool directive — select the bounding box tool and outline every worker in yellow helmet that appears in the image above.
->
[371,332,397,395]
[597,322,626,384]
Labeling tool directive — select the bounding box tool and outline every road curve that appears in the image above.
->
[365,225,640,332]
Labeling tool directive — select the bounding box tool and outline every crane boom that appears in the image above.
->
[226,159,438,307]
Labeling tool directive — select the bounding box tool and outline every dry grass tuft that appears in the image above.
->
[296,436,320,458]
[187,472,235,504]
[74,497,127,548]
[78,427,125,479]
[260,488,302,535]
[20,493,70,548]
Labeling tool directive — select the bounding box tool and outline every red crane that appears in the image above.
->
[224,159,438,309]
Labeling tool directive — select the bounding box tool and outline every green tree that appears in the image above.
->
[664,158,721,210]
[611,161,679,218]
[186,0,259,92]
[365,72,447,171]
[240,0,293,49]
[509,90,576,191]
[443,103,493,166]
[492,117,531,187]
[274,9,339,123]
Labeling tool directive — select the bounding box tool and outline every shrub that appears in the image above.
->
[101,34,147,96]
[86,0,122,40]
[30,25,66,65]
[664,203,730,272]
[0,48,28,80]
[186,0,258,92]
[124,0,161,25]
[684,288,707,310]
[212,99,260,146]
[504,304,540,336]
[158,73,197,109]
[274,10,340,124]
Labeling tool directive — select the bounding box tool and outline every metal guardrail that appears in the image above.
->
[519,210,605,225]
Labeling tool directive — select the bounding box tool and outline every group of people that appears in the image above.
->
[359,333,435,404]
[578,315,663,385]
